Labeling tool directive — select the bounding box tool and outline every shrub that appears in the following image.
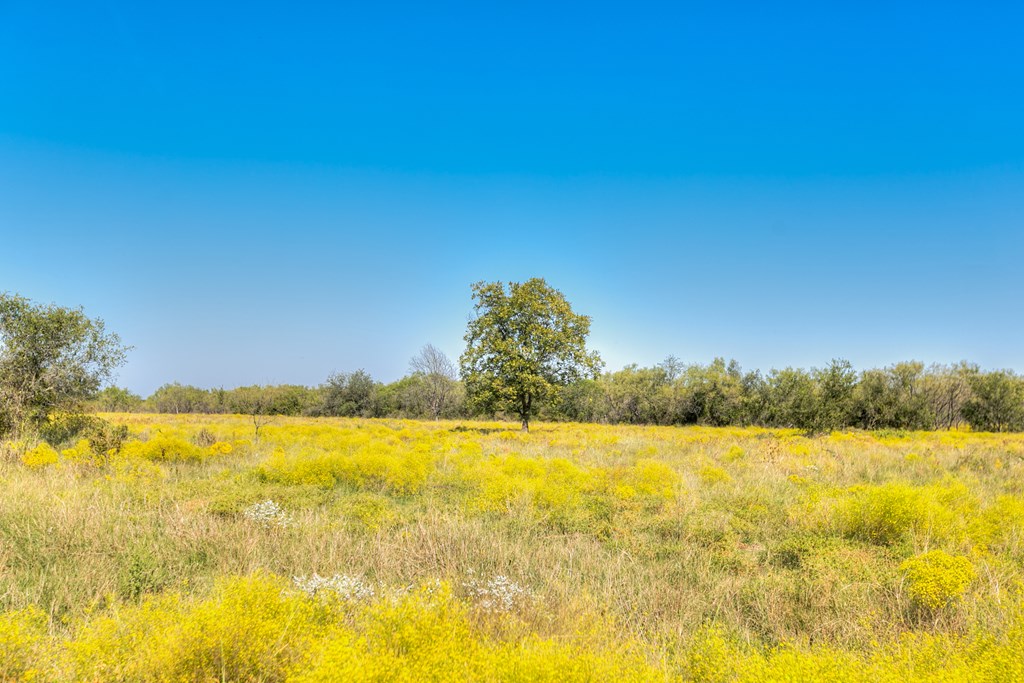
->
[208,440,233,456]
[119,435,204,462]
[20,442,58,469]
[899,550,976,610]
[192,428,216,447]
[82,419,129,455]
[700,465,732,485]
[0,605,55,681]
[257,443,433,495]
[37,414,128,453]
[838,483,964,546]
[724,445,746,461]
[339,492,399,530]
[62,439,104,467]
[70,574,329,682]
[293,582,478,683]
[37,413,101,447]
[618,458,679,500]
[970,495,1024,554]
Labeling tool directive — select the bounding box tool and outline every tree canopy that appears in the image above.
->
[0,293,128,436]
[10,286,1023,435]
[460,279,602,431]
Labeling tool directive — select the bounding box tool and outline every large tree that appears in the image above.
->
[0,293,129,436]
[460,279,602,431]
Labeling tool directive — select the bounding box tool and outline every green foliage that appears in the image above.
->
[600,364,673,424]
[92,386,143,412]
[228,384,320,417]
[0,292,128,437]
[316,370,381,417]
[39,414,129,452]
[963,370,1024,432]
[813,359,857,432]
[920,362,976,430]
[147,383,216,414]
[762,367,818,429]
[460,278,602,431]
[118,544,170,601]
[676,358,747,426]
[852,362,933,430]
[131,360,1024,433]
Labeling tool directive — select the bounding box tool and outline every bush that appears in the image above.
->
[20,442,59,469]
[0,605,55,680]
[38,415,127,452]
[339,492,400,530]
[258,443,433,495]
[62,439,104,467]
[838,482,966,546]
[70,574,329,682]
[899,550,976,610]
[119,435,204,462]
[700,465,732,485]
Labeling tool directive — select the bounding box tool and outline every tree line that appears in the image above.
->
[94,357,1024,433]
[6,286,1024,439]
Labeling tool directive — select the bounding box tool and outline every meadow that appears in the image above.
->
[1,414,1023,681]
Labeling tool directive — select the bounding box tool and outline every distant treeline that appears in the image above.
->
[92,358,1024,433]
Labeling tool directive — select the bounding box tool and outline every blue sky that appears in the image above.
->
[1,1,1022,394]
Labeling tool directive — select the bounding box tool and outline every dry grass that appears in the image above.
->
[1,415,1023,680]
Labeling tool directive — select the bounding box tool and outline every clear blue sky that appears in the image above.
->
[2,1,1022,395]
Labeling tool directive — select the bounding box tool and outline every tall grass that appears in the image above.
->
[1,415,1023,680]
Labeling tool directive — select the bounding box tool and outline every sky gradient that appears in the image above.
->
[2,1,1022,395]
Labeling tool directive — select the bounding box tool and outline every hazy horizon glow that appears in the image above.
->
[2,2,1022,394]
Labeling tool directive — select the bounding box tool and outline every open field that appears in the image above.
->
[2,415,1024,681]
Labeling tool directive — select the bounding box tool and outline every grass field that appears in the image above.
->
[2,415,1023,681]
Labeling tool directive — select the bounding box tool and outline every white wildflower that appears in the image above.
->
[292,573,375,601]
[243,500,295,528]
[462,572,534,613]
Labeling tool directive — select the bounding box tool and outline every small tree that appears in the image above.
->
[317,370,378,417]
[963,370,1024,432]
[675,358,746,426]
[601,364,672,425]
[228,385,275,441]
[762,367,818,430]
[0,293,129,437]
[812,358,857,432]
[409,344,457,420]
[148,383,213,414]
[93,386,143,412]
[460,279,602,431]
[921,362,976,430]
